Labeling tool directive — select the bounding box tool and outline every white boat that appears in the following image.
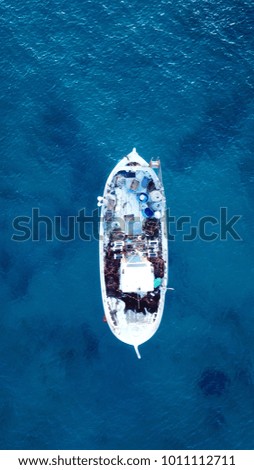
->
[98,148,168,359]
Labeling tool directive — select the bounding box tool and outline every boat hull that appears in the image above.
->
[99,149,168,356]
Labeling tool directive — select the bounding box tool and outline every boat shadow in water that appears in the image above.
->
[238,155,254,201]
[204,407,226,433]
[0,249,34,299]
[59,322,99,365]
[81,322,100,360]
[175,86,252,172]
[40,99,80,152]
[0,388,13,443]
[10,264,34,300]
[198,368,230,397]
[0,249,13,275]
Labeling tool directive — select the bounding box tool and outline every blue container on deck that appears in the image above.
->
[137,192,148,203]
[142,207,154,218]
[141,176,150,188]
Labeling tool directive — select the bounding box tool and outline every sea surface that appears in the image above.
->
[0,0,254,450]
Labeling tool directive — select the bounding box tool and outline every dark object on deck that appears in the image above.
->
[143,218,159,237]
[117,170,136,178]
[147,180,156,192]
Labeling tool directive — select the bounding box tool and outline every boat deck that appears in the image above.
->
[102,164,166,323]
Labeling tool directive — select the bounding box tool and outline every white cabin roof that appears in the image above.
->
[120,257,154,293]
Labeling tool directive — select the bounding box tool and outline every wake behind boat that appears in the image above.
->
[98,148,168,358]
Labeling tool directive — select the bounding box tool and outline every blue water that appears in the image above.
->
[0,0,254,450]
